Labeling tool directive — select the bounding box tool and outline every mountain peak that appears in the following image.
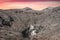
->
[23,7,32,10]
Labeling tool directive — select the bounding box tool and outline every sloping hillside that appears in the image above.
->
[0,6,60,40]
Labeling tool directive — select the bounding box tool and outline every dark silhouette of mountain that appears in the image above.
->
[0,6,60,40]
[23,7,32,10]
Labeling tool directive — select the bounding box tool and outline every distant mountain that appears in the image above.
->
[23,7,32,10]
[0,6,60,40]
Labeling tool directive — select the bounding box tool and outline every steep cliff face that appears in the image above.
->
[0,6,60,40]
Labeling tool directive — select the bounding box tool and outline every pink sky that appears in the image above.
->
[0,2,60,10]
[0,0,60,10]
[0,0,60,2]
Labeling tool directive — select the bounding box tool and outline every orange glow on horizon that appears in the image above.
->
[0,2,60,10]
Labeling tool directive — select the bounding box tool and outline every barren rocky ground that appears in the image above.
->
[0,6,60,40]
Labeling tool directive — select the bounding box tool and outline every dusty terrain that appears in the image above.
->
[0,6,60,40]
